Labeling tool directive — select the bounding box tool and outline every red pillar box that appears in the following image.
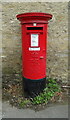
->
[16,12,52,97]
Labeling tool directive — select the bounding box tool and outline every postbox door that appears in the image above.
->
[22,25,47,80]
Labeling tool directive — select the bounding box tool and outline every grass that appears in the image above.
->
[31,78,61,105]
[19,99,30,107]
[19,78,61,107]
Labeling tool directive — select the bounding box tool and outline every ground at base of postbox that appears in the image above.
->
[2,74,68,111]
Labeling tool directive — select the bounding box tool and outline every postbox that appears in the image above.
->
[16,12,52,97]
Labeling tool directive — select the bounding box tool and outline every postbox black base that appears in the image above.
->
[23,77,46,98]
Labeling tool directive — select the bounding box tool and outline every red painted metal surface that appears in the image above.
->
[16,12,52,80]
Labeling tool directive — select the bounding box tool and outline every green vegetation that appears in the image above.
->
[19,99,30,107]
[19,78,61,107]
[31,78,61,105]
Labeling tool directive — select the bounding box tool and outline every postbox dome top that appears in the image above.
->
[16,12,52,24]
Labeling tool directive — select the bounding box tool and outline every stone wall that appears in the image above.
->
[2,2,68,83]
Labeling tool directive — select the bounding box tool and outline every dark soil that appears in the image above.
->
[2,74,69,111]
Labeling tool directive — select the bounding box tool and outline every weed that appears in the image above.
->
[19,99,30,107]
[19,78,61,106]
[31,78,61,105]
